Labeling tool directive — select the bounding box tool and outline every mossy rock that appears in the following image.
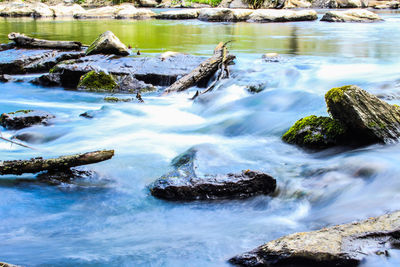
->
[282,115,348,149]
[78,71,117,92]
[325,85,400,143]
[103,96,133,103]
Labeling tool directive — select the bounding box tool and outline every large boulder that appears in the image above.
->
[336,0,369,7]
[114,6,156,19]
[138,0,159,7]
[248,9,318,22]
[282,115,349,149]
[0,48,84,74]
[86,31,130,56]
[149,147,276,201]
[321,9,382,22]
[37,53,206,88]
[50,4,85,17]
[31,3,55,18]
[156,9,200,19]
[283,0,312,8]
[230,211,400,266]
[73,6,118,19]
[0,110,55,130]
[0,1,34,17]
[325,85,400,143]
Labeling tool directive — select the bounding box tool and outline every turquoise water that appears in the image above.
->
[1,12,400,266]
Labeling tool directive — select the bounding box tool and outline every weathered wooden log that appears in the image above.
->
[0,150,114,175]
[8,32,82,50]
[163,42,235,95]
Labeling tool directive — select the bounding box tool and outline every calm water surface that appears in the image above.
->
[1,12,400,266]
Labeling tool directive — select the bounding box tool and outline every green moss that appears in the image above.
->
[245,0,266,8]
[325,85,353,104]
[282,115,347,148]
[187,0,222,7]
[78,71,117,92]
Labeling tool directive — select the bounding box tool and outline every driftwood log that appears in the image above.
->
[0,150,114,175]
[8,32,82,50]
[163,42,235,95]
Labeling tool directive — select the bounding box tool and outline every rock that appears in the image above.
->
[103,96,134,102]
[114,6,156,19]
[0,110,55,130]
[112,74,156,93]
[0,74,12,82]
[50,4,85,17]
[0,49,84,74]
[73,6,118,19]
[230,211,400,267]
[283,0,312,8]
[80,107,107,119]
[0,1,35,17]
[138,0,159,7]
[31,3,55,18]
[31,73,61,87]
[245,83,266,94]
[336,0,369,7]
[149,148,276,201]
[372,1,399,9]
[262,52,280,62]
[248,9,318,22]
[40,53,205,88]
[282,115,349,149]
[321,9,382,22]
[0,262,21,267]
[156,9,199,19]
[198,8,253,22]
[77,71,117,92]
[36,168,98,185]
[86,31,130,56]
[325,85,400,143]
[218,0,250,8]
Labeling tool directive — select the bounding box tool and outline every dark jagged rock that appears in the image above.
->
[0,74,12,82]
[282,115,349,149]
[325,85,400,143]
[0,110,55,130]
[149,148,276,201]
[39,53,205,88]
[230,211,400,267]
[86,31,130,56]
[0,48,84,74]
[31,72,61,87]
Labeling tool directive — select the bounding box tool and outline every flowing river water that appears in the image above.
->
[1,10,400,267]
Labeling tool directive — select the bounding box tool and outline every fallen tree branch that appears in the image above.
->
[163,42,235,95]
[8,32,82,50]
[0,150,114,175]
[0,136,36,150]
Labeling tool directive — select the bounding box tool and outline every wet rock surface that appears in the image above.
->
[40,53,205,88]
[230,211,400,267]
[0,110,55,130]
[248,9,318,22]
[325,85,400,143]
[0,48,84,74]
[149,148,276,201]
[36,168,98,185]
[156,9,200,19]
[321,9,382,22]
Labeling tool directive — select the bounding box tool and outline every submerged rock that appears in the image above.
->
[321,9,382,22]
[0,110,55,130]
[37,168,98,185]
[103,96,134,102]
[325,85,400,143]
[86,31,130,56]
[248,9,318,22]
[149,148,276,201]
[282,115,349,149]
[156,9,200,19]
[0,48,84,74]
[262,53,280,62]
[230,211,400,267]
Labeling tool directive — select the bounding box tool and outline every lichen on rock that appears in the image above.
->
[282,115,348,149]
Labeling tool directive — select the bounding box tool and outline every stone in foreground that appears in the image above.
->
[86,31,130,56]
[0,110,55,130]
[325,85,400,143]
[149,148,276,201]
[321,9,382,22]
[230,211,400,266]
[282,115,348,149]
